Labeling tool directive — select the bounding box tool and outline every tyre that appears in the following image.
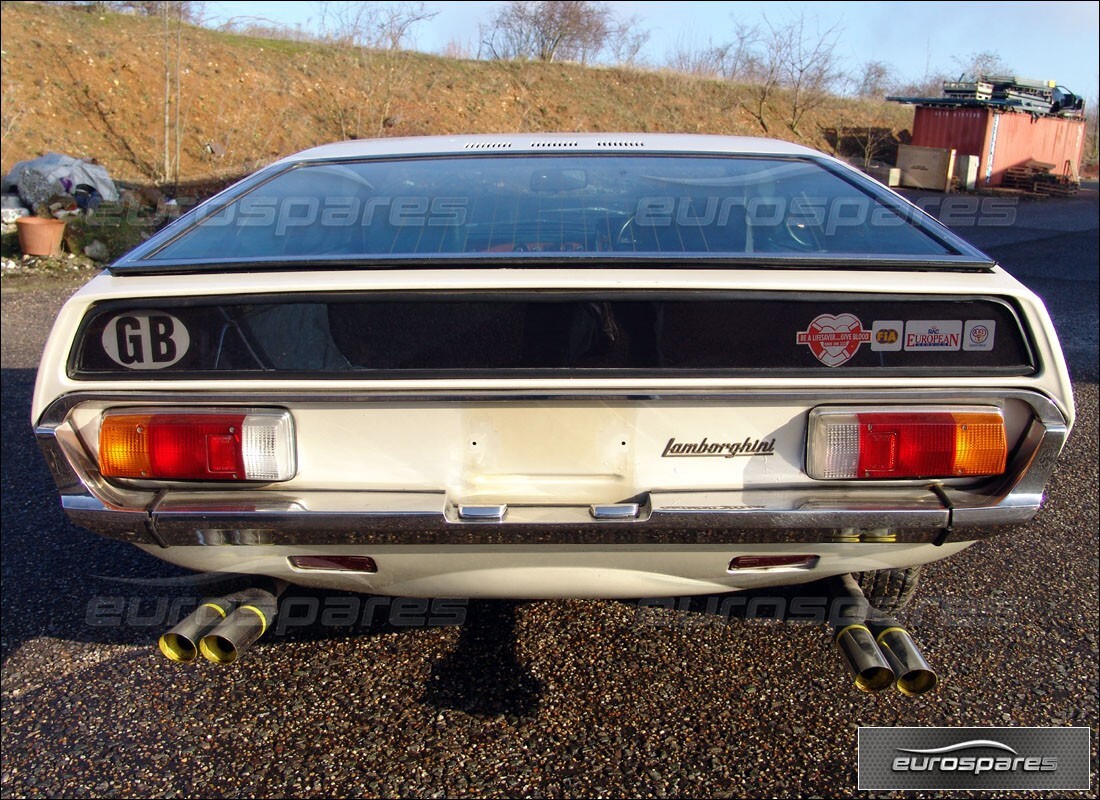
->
[854,566,922,615]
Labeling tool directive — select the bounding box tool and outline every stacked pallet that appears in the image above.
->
[1001,160,1079,197]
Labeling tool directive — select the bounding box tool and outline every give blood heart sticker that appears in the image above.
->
[795,313,871,367]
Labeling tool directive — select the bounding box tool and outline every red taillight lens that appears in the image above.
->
[99,409,295,481]
[808,406,1007,480]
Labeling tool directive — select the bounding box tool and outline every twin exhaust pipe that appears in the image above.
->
[831,574,937,695]
[157,574,935,694]
[158,580,286,665]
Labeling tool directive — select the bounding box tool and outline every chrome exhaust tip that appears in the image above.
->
[157,597,239,663]
[834,622,896,692]
[827,573,938,696]
[199,582,285,665]
[873,624,938,696]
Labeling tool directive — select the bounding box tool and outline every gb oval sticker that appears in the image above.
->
[101,311,190,369]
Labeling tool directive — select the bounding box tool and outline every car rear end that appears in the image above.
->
[32,135,1074,600]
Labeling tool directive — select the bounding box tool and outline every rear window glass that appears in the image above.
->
[149,155,954,262]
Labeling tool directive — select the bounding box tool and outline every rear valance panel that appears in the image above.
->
[70,292,1034,379]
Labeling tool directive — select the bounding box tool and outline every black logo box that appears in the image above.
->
[858,727,1091,791]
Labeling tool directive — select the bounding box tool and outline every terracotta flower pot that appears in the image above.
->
[16,216,67,257]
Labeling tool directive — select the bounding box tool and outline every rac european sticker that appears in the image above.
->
[904,320,963,351]
[796,313,870,367]
[101,311,190,369]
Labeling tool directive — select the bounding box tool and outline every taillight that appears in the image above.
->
[99,409,295,481]
[807,406,1007,480]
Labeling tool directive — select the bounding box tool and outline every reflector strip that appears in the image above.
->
[728,555,819,572]
[289,555,378,573]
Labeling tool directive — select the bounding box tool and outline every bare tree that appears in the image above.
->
[665,26,756,80]
[665,34,726,78]
[892,71,948,98]
[715,23,759,82]
[951,50,1012,81]
[99,1,204,23]
[856,60,896,99]
[216,17,318,43]
[314,3,438,139]
[158,1,186,184]
[480,1,613,64]
[739,23,783,133]
[607,13,650,67]
[891,50,1013,98]
[663,14,841,135]
[439,37,476,60]
[774,15,844,135]
[317,1,437,50]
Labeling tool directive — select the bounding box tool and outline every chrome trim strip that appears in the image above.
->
[35,388,1068,548]
[948,414,1067,526]
[35,388,1067,425]
[36,425,157,545]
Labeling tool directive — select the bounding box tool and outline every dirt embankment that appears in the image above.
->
[1,2,913,187]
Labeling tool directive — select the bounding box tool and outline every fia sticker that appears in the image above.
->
[870,320,903,352]
[796,313,870,367]
[963,319,996,351]
[101,311,190,369]
[903,320,962,351]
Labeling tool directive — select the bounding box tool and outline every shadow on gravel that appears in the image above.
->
[421,601,542,718]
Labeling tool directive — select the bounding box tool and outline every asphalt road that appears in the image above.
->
[1,189,1097,798]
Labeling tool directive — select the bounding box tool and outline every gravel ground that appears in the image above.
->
[1,192,1097,798]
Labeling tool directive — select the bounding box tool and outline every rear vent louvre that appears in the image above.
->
[464,142,513,149]
[531,141,579,148]
[597,141,646,148]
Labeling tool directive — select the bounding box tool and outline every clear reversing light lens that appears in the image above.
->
[99,408,295,481]
[807,406,1007,480]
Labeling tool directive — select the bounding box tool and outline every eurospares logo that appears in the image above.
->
[858,727,1090,791]
[893,739,1056,774]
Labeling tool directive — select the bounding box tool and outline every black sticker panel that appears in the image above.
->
[72,292,1035,379]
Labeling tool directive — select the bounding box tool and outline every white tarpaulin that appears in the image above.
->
[2,153,120,204]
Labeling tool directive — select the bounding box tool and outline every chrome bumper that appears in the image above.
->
[36,389,1069,548]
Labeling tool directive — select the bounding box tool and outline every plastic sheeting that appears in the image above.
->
[2,152,120,205]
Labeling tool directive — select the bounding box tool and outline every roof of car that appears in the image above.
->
[277,133,824,164]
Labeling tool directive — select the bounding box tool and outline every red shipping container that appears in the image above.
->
[911,106,1085,186]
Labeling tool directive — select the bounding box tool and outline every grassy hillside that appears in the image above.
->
[1,2,914,185]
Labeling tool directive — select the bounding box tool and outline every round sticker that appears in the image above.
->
[101,311,190,369]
